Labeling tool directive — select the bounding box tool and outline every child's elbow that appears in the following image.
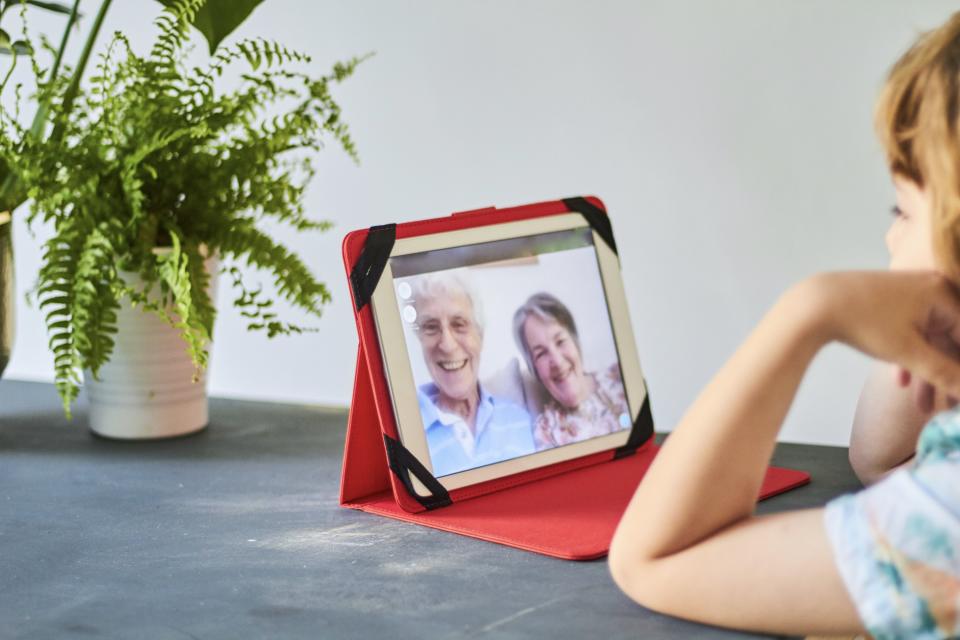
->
[848,448,897,486]
[608,536,666,612]
[847,448,873,485]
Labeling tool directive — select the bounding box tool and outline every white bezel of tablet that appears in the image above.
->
[369,212,647,496]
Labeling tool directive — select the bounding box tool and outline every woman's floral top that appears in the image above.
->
[533,363,630,451]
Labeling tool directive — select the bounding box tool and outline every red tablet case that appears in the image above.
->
[339,196,810,560]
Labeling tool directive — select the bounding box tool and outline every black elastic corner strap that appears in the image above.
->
[614,390,654,459]
[383,434,452,510]
[350,223,397,311]
[562,196,617,255]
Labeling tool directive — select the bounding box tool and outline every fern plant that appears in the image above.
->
[4,0,365,414]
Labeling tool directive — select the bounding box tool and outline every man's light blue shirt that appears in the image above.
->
[418,383,535,478]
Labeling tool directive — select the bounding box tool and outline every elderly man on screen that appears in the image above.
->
[410,272,535,477]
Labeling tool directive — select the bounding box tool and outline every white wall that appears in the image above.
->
[5,0,958,445]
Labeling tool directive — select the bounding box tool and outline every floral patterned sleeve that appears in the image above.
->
[599,362,628,417]
[533,413,556,451]
[824,408,960,639]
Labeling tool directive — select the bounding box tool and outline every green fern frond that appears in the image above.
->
[154,232,211,369]
[219,219,330,318]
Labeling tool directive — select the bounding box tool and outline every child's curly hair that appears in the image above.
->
[877,12,960,277]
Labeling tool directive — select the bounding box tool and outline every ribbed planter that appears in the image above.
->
[85,257,218,439]
[0,211,13,379]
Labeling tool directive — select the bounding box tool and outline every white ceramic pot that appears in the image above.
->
[85,257,218,439]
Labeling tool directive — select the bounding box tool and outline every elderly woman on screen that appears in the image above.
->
[410,271,535,477]
[513,292,630,451]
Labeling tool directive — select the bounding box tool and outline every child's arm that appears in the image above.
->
[609,271,960,636]
[849,364,935,485]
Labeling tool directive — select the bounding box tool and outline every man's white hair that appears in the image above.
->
[409,269,485,334]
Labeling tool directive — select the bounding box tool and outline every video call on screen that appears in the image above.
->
[390,229,632,477]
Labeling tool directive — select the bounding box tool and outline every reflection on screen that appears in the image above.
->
[391,229,630,478]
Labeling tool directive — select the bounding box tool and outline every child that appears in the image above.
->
[609,12,960,639]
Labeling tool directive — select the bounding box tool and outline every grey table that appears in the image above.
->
[0,379,863,640]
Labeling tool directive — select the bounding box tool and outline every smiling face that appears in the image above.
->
[886,176,937,271]
[415,291,483,404]
[523,314,588,409]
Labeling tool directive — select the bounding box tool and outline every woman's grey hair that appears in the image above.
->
[408,269,485,334]
[512,292,581,381]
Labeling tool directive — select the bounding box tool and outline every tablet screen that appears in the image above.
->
[389,228,631,478]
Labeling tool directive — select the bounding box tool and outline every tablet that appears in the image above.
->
[369,211,647,495]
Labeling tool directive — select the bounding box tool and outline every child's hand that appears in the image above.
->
[804,271,960,407]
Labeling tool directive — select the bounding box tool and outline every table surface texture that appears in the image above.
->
[0,380,864,640]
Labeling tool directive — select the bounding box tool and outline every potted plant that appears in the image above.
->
[6,0,364,437]
[0,0,269,380]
